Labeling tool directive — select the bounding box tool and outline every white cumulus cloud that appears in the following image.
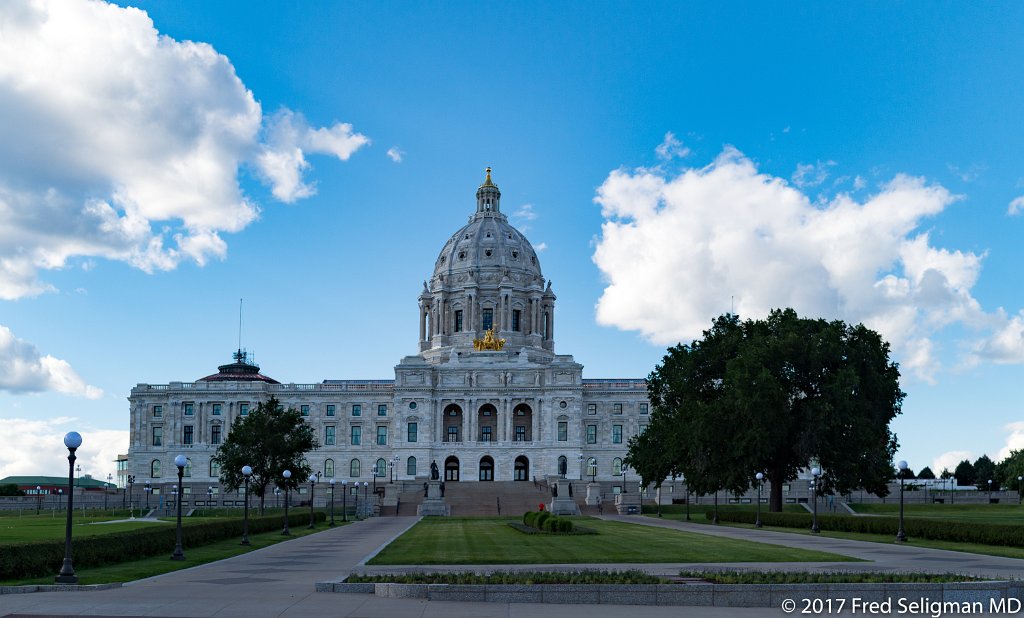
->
[1008,196,1024,216]
[592,146,1022,381]
[932,450,974,477]
[997,422,1024,461]
[0,325,101,398]
[0,417,126,479]
[386,146,405,163]
[655,131,690,161]
[792,160,837,188]
[0,0,368,299]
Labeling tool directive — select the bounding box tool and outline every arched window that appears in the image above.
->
[557,455,568,477]
[184,458,193,478]
[611,457,622,476]
[407,456,417,476]
[587,457,597,479]
[325,459,335,478]
[350,458,361,477]
[375,458,387,478]
[150,459,161,478]
[209,460,220,478]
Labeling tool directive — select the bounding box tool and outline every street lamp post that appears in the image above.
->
[1018,476,1022,505]
[391,455,399,484]
[755,472,765,528]
[810,467,821,534]
[171,454,187,560]
[682,474,690,521]
[282,470,292,535]
[308,474,317,529]
[896,460,908,542]
[127,474,135,518]
[589,459,597,483]
[75,464,81,489]
[341,479,348,522]
[988,479,993,502]
[329,478,336,526]
[363,481,369,517]
[105,473,112,511]
[145,482,151,511]
[35,486,42,515]
[206,486,214,514]
[241,465,252,545]
[169,486,177,516]
[55,431,82,583]
[274,487,280,508]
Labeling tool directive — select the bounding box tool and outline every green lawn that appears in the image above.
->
[368,517,858,565]
[1,524,340,585]
[0,513,183,544]
[847,503,1024,525]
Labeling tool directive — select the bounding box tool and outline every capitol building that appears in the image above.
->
[126,170,650,498]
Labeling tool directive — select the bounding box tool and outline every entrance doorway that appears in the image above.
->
[514,455,529,481]
[479,456,494,481]
[444,456,460,481]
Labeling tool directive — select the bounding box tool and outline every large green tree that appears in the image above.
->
[953,459,976,486]
[973,455,998,491]
[211,396,318,514]
[997,450,1024,494]
[627,309,904,512]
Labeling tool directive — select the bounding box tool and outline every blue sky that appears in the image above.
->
[1,1,1022,480]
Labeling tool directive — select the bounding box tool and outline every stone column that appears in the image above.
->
[531,401,540,443]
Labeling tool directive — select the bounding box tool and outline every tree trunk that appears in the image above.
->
[769,465,785,512]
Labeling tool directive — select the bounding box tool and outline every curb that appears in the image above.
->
[0,583,122,595]
[315,580,1023,607]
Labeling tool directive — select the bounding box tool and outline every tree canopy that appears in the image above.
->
[973,455,998,491]
[954,459,975,486]
[997,449,1024,490]
[211,396,318,513]
[626,309,904,511]
[916,466,936,480]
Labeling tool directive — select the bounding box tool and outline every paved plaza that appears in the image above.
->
[2,515,1022,618]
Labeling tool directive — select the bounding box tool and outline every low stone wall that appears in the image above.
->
[316,580,1023,608]
[0,583,122,595]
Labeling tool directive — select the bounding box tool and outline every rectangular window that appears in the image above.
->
[377,404,387,416]
[557,421,568,441]
[211,425,221,445]
[300,405,310,417]
[183,425,194,445]
[326,404,336,417]
[239,403,249,416]
[152,426,162,446]
[482,307,493,331]
[352,404,361,416]
[588,403,597,415]
[212,403,221,416]
[351,426,361,445]
[153,405,162,418]
[184,403,194,416]
[612,424,623,444]
[613,403,623,415]
[407,422,418,443]
[639,423,648,434]
[454,309,463,332]
[481,426,492,442]
[325,426,335,445]
[586,424,597,444]
[515,425,526,441]
[447,426,459,442]
[512,309,521,332]
[376,426,387,445]
[640,403,648,415]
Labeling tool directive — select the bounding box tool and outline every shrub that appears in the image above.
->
[558,518,574,533]
[708,510,1024,547]
[523,511,536,527]
[535,511,551,530]
[543,517,558,532]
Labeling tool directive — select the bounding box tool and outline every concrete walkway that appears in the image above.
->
[2,514,1022,618]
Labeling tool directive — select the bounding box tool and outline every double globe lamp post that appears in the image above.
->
[241,465,253,545]
[55,431,82,584]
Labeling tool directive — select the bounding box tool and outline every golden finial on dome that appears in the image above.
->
[482,166,494,187]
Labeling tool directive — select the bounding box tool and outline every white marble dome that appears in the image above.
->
[430,169,544,289]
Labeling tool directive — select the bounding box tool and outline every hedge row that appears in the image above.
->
[522,510,575,533]
[0,511,324,581]
[706,510,1024,547]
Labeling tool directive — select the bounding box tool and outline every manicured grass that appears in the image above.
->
[645,504,806,517]
[1,524,342,585]
[848,503,1024,525]
[348,570,665,584]
[368,517,858,565]
[0,514,182,544]
[700,519,1024,561]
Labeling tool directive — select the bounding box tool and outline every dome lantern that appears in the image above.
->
[475,166,501,214]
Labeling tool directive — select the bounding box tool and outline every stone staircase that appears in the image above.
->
[377,480,615,517]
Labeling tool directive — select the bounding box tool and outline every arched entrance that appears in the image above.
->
[512,404,533,442]
[444,456,460,481]
[558,455,568,478]
[514,455,529,481]
[479,456,494,481]
[477,403,497,443]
